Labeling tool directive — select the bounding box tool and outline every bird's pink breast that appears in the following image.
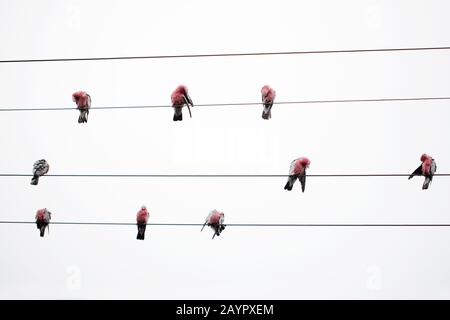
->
[293,160,305,175]
[266,90,275,101]
[136,210,149,223]
[73,91,89,108]
[171,92,185,105]
[262,86,276,102]
[422,159,432,175]
[208,211,222,224]
[36,209,46,221]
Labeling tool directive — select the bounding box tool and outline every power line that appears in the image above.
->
[0,96,450,112]
[1,46,450,64]
[0,173,449,178]
[1,221,450,227]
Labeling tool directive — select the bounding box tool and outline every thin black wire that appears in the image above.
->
[0,221,450,227]
[1,46,450,64]
[1,96,450,112]
[0,173,449,178]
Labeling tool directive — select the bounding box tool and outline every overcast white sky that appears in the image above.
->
[1,0,450,299]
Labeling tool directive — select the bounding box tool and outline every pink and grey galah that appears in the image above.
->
[284,157,311,192]
[261,85,276,120]
[201,209,225,239]
[35,208,51,237]
[408,153,437,190]
[136,206,150,240]
[30,159,49,185]
[72,91,91,123]
[171,85,193,121]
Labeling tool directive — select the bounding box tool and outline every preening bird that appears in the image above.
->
[35,208,51,237]
[72,91,91,123]
[261,85,276,120]
[284,157,311,192]
[201,209,225,239]
[171,85,193,121]
[408,153,437,190]
[30,159,49,185]
[136,206,150,240]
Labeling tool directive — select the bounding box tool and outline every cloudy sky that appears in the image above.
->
[0,0,449,299]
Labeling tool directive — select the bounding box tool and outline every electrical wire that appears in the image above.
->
[1,221,450,227]
[0,173,449,178]
[1,46,450,64]
[1,96,450,112]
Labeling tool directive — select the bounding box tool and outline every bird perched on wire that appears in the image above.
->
[261,85,276,120]
[136,206,150,240]
[408,153,437,190]
[201,209,225,239]
[30,159,49,185]
[35,208,52,237]
[284,157,311,192]
[171,85,193,121]
[72,91,91,123]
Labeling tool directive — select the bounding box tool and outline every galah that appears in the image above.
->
[284,157,311,192]
[72,91,91,123]
[201,209,225,239]
[171,85,193,121]
[30,159,49,185]
[136,206,150,240]
[261,85,276,120]
[35,208,51,237]
[408,153,437,190]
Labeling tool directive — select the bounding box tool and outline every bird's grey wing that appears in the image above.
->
[288,160,297,175]
[408,165,422,179]
[431,160,437,175]
[184,93,193,107]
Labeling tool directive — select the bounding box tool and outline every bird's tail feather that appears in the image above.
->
[78,110,88,123]
[173,113,182,121]
[262,104,272,119]
[423,177,431,190]
[137,225,145,240]
[30,175,39,185]
[40,225,45,237]
[284,178,293,191]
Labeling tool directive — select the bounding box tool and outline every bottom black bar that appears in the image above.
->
[1,300,449,318]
